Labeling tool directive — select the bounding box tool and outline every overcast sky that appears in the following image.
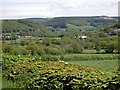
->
[0,0,119,19]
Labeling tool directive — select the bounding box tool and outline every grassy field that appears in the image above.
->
[68,60,118,70]
[55,53,119,70]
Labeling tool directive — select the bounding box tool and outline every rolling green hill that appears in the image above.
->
[1,16,118,38]
[2,16,117,30]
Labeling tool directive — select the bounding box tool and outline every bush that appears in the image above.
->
[44,46,64,55]
[20,40,29,46]
[51,39,61,45]
[64,45,73,53]
[12,48,21,55]
[42,38,52,46]
[36,47,46,56]
[2,45,14,54]
[2,45,22,55]
[105,42,115,53]
[21,48,29,55]
[71,43,82,53]
[26,42,40,55]
[4,61,120,89]
[95,44,101,53]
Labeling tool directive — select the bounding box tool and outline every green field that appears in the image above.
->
[68,60,118,70]
[58,53,119,70]
[53,54,119,70]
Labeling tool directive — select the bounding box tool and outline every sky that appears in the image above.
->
[0,0,119,19]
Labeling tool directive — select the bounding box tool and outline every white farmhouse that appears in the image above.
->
[81,36,87,39]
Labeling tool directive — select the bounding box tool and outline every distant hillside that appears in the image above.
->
[1,16,118,38]
[2,16,117,30]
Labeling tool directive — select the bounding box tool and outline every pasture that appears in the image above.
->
[68,60,118,70]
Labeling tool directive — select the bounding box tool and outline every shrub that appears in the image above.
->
[42,38,52,46]
[95,44,101,53]
[4,61,120,89]
[71,43,82,53]
[2,45,14,54]
[21,48,29,55]
[64,45,73,53]
[51,39,61,45]
[2,45,22,55]
[26,42,40,55]
[20,40,29,46]
[36,47,46,56]
[12,48,21,55]
[105,42,115,53]
[44,46,64,55]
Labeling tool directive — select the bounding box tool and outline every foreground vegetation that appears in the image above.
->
[3,60,120,89]
[2,54,120,89]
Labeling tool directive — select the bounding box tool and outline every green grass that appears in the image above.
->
[2,78,24,89]
[68,60,118,70]
[0,69,2,90]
